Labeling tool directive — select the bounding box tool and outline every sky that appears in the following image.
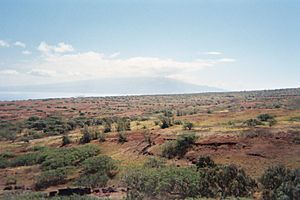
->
[0,0,299,91]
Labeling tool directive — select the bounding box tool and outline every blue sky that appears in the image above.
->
[0,0,299,90]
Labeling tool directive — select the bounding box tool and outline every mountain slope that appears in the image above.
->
[0,77,224,95]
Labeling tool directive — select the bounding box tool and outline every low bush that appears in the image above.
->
[9,152,46,167]
[143,157,166,168]
[240,129,273,138]
[195,156,216,169]
[79,127,91,144]
[35,167,70,190]
[98,132,106,142]
[41,144,100,170]
[0,122,20,141]
[183,122,194,130]
[1,192,106,200]
[123,164,256,199]
[268,119,277,127]
[61,135,71,146]
[81,155,118,176]
[243,119,263,127]
[260,165,300,200]
[289,116,300,122]
[27,116,73,135]
[123,166,200,200]
[118,132,127,143]
[142,130,152,145]
[116,118,131,132]
[160,117,172,129]
[198,164,257,198]
[0,157,10,168]
[74,173,109,188]
[161,141,177,159]
[7,144,100,170]
[74,155,118,188]
[162,133,197,158]
[257,113,274,121]
[0,151,15,168]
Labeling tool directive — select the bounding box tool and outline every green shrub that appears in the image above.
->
[5,176,17,185]
[35,167,69,190]
[0,157,10,168]
[81,155,118,176]
[142,130,152,145]
[0,151,14,158]
[154,120,160,126]
[173,120,183,125]
[268,119,277,127]
[257,114,274,121]
[98,132,106,142]
[240,129,273,138]
[0,122,20,141]
[227,121,236,127]
[74,172,109,188]
[124,164,256,199]
[195,156,216,169]
[160,117,172,129]
[243,119,263,127]
[183,122,194,130]
[1,192,47,200]
[41,144,100,170]
[31,146,46,151]
[8,145,100,170]
[0,152,14,168]
[28,116,73,135]
[79,127,91,144]
[118,132,127,143]
[143,157,165,168]
[198,164,256,198]
[116,118,131,132]
[161,141,177,159]
[74,155,118,188]
[10,152,46,167]
[62,135,71,146]
[103,122,112,133]
[162,133,197,158]
[260,165,300,200]
[123,166,200,200]
[289,116,300,122]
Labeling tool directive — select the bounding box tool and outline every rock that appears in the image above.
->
[58,187,91,196]
[4,185,13,190]
[14,185,25,190]
[102,187,117,193]
[49,191,58,197]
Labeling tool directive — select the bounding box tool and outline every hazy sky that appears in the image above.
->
[0,0,299,91]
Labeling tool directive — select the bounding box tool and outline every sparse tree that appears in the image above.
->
[183,122,194,130]
[61,135,71,146]
[79,126,91,144]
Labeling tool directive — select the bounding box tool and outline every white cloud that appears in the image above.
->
[14,41,26,48]
[23,50,235,82]
[218,58,236,62]
[22,50,32,55]
[202,51,223,55]
[0,40,9,47]
[54,42,74,53]
[37,41,74,54]
[3,42,236,86]
[109,52,120,58]
[0,69,19,75]
[27,69,57,77]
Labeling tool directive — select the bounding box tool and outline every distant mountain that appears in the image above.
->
[0,77,224,94]
[0,77,226,100]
